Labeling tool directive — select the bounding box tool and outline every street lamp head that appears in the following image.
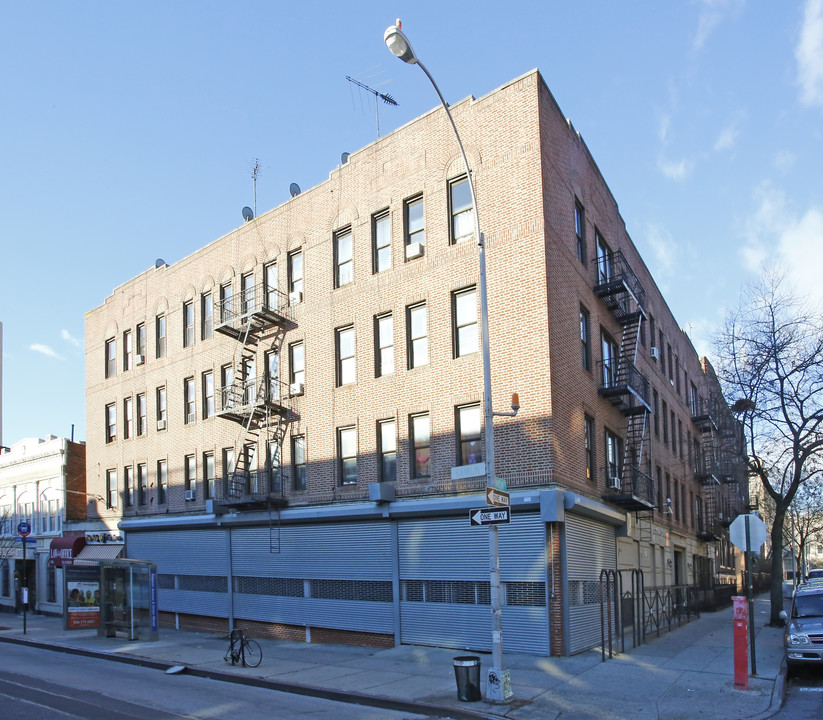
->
[384,19,417,65]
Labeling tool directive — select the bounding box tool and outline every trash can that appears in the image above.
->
[453,656,481,702]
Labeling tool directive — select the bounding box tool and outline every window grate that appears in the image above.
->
[310,579,392,602]
[177,575,228,593]
[235,576,304,597]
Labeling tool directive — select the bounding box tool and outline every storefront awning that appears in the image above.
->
[49,536,86,567]
[74,544,124,564]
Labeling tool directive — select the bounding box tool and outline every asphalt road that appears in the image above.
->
[0,642,432,720]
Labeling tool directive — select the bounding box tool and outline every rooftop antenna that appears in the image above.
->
[251,158,261,217]
[346,75,398,138]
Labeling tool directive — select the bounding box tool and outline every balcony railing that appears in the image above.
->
[217,379,290,424]
[602,465,654,511]
[598,359,651,415]
[220,468,284,504]
[592,249,646,317]
[215,284,293,339]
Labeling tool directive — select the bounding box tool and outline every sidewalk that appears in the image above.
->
[0,595,785,720]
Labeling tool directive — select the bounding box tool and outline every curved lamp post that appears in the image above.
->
[385,20,514,702]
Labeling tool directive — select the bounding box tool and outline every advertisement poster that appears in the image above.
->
[65,567,101,629]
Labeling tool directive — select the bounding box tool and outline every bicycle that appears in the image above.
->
[223,628,262,667]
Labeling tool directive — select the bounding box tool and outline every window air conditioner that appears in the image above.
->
[184,489,195,501]
[405,241,424,260]
[156,419,166,430]
[186,413,196,424]
[607,476,621,490]
[135,354,144,365]
[289,291,303,306]
[290,382,304,396]
[650,347,659,359]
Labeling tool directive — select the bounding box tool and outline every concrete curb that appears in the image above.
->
[0,634,502,720]
[748,662,786,720]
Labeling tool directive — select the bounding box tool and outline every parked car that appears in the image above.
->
[780,582,823,669]
[807,569,823,582]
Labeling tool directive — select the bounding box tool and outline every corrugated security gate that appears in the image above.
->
[565,513,617,654]
[398,513,549,655]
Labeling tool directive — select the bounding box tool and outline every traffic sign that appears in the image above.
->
[15,537,36,544]
[469,507,511,526]
[486,487,510,507]
[729,513,768,553]
[17,522,31,537]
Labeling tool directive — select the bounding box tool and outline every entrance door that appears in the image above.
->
[673,549,685,586]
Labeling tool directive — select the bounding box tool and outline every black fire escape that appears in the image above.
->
[215,283,296,510]
[593,249,654,511]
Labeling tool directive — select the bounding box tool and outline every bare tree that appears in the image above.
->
[714,268,823,624]
[786,477,823,576]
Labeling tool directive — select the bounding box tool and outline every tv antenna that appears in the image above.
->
[251,158,261,216]
[346,75,398,138]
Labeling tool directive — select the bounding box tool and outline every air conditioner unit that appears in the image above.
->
[607,476,621,490]
[184,489,195,501]
[135,354,144,365]
[650,347,659,359]
[289,291,303,306]
[405,241,424,260]
[156,419,166,430]
[186,413,196,424]
[290,382,304,396]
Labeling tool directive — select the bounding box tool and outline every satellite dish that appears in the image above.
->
[289,183,301,197]
[155,259,166,268]
[242,206,254,222]
[341,152,350,165]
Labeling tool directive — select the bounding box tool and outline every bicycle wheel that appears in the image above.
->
[243,639,262,667]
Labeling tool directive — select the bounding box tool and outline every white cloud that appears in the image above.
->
[657,156,691,180]
[61,329,82,347]
[777,208,823,305]
[774,150,797,172]
[796,0,823,108]
[693,0,746,50]
[645,222,678,278]
[30,344,63,360]
[714,122,739,152]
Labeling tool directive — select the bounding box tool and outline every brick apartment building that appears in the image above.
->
[85,70,746,656]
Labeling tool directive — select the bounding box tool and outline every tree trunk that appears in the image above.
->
[769,506,786,625]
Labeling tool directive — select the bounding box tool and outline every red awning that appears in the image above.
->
[49,536,86,567]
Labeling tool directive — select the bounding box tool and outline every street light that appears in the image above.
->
[385,19,514,702]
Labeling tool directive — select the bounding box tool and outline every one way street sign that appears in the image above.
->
[469,507,511,526]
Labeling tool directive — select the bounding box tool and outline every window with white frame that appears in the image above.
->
[601,331,618,388]
[580,306,591,371]
[449,176,473,243]
[220,282,233,323]
[456,404,482,466]
[201,292,213,340]
[585,415,595,482]
[106,468,118,508]
[575,200,586,263]
[184,454,196,498]
[241,272,255,317]
[203,452,215,500]
[264,262,278,310]
[336,326,355,386]
[124,465,134,507]
[452,287,478,357]
[138,463,147,505]
[605,429,622,483]
[123,396,133,439]
[183,301,194,347]
[337,427,357,485]
[373,211,391,273]
[404,195,425,250]
[105,338,116,378]
[202,371,214,419]
[157,459,168,504]
[123,329,133,371]
[292,435,306,491]
[334,227,353,287]
[136,322,146,363]
[407,303,428,369]
[266,350,279,401]
[410,413,431,479]
[595,232,612,285]
[105,403,116,443]
[375,313,394,377]
[137,393,146,436]
[288,250,303,302]
[378,419,396,482]
[289,341,305,391]
[184,377,195,423]
[155,314,166,358]
[156,386,167,429]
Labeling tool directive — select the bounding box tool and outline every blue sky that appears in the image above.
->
[1,1,822,445]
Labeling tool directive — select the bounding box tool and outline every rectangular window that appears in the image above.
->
[585,415,595,482]
[336,326,356,386]
[456,404,482,466]
[106,469,117,508]
[662,400,669,445]
[201,292,213,340]
[657,467,663,515]
[156,386,167,430]
[449,176,473,243]
[182,301,193,347]
[105,338,116,378]
[658,330,665,374]
[136,323,146,363]
[605,429,622,483]
[375,313,394,377]
[123,330,133,371]
[157,459,168,505]
[220,282,233,323]
[202,371,214,419]
[575,200,586,263]
[203,452,215,500]
[649,315,656,359]
[264,262,278,310]
[292,435,306,491]
[404,195,425,250]
[288,250,303,303]
[289,341,305,391]
[411,413,431,479]
[580,306,591,371]
[242,357,256,405]
[223,447,235,485]
[453,287,478,358]
[675,356,681,394]
[123,397,133,439]
[670,410,676,452]
[184,455,196,498]
[124,465,134,507]
[221,364,234,410]
[678,419,684,459]
[105,403,116,443]
[156,314,166,358]
[337,427,357,485]
[690,382,699,416]
[673,479,680,521]
[667,344,673,384]
[378,419,397,482]
[184,377,195,423]
[601,331,618,388]
[653,389,660,436]
[266,350,280,401]
[407,303,428,369]
[372,211,391,273]
[241,272,255,316]
[595,232,612,284]
[137,463,147,506]
[334,227,353,287]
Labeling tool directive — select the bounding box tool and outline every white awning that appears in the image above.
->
[74,544,124,564]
